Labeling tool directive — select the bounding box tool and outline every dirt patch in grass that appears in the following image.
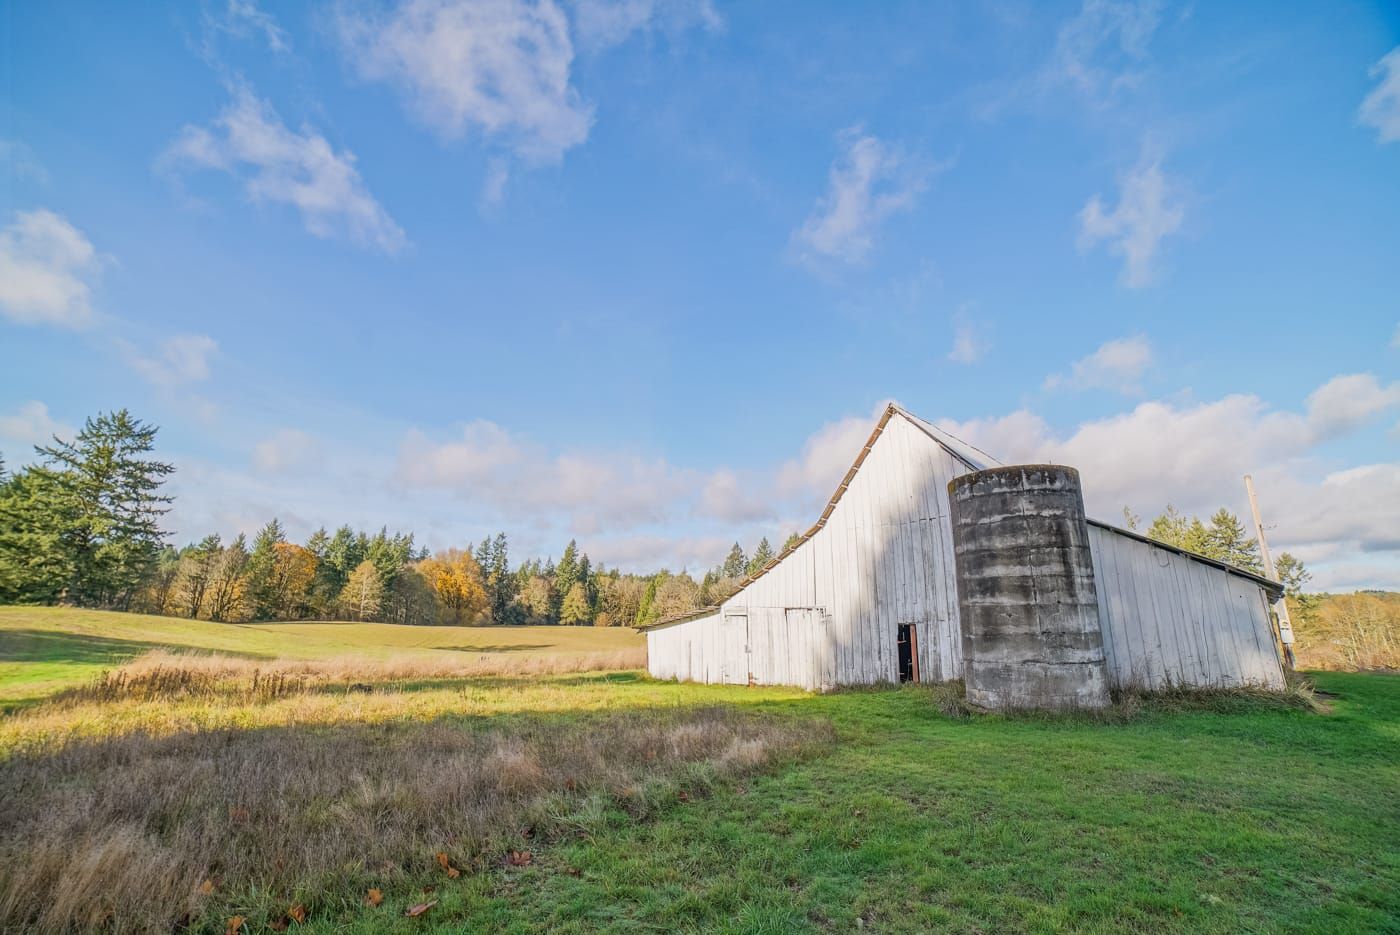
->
[0,707,833,933]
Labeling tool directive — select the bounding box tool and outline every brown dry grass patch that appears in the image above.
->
[0,706,833,932]
[59,647,648,705]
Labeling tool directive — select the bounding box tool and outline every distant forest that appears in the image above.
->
[0,410,794,627]
[1,409,1315,629]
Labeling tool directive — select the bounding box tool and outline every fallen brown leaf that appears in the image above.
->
[405,900,437,918]
[446,867,461,879]
[226,916,244,935]
[287,904,306,924]
[435,852,451,871]
[366,888,384,907]
[677,790,690,802]
[199,879,215,895]
[506,850,533,867]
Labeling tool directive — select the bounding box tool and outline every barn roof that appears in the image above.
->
[637,404,1281,631]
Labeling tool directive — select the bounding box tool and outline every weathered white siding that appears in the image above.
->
[1087,524,1285,690]
[647,414,975,690]
[644,408,1286,694]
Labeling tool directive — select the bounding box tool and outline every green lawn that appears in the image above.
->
[0,605,642,707]
[1,607,1396,933]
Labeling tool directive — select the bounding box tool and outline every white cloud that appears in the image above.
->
[582,532,732,573]
[336,0,593,164]
[121,334,219,387]
[1305,373,1400,442]
[220,0,290,52]
[947,309,988,364]
[162,85,406,252]
[1045,335,1152,393]
[0,401,73,459]
[697,469,776,524]
[1078,154,1183,287]
[570,0,721,51]
[252,428,323,475]
[1359,46,1400,144]
[775,401,891,503]
[1050,0,1162,99]
[0,209,100,328]
[397,420,694,533]
[936,373,1400,590]
[792,130,929,268]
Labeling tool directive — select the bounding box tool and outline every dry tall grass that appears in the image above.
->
[0,707,833,932]
[59,647,648,705]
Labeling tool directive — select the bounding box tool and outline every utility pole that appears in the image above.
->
[1245,474,1295,668]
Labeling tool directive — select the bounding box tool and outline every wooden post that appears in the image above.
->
[1245,474,1296,668]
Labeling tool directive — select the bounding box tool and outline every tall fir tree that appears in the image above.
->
[747,537,775,576]
[15,410,174,607]
[245,518,287,620]
[721,542,747,579]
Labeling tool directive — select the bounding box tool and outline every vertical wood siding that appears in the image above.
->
[645,411,1285,694]
[1087,524,1285,690]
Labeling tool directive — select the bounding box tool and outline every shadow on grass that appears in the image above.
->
[0,629,274,667]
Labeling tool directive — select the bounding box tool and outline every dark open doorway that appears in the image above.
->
[897,623,919,683]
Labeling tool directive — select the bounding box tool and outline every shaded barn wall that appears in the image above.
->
[647,415,974,690]
[645,411,1286,694]
[1087,524,1285,690]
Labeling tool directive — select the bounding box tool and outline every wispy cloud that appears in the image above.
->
[0,140,48,184]
[569,0,722,51]
[1359,46,1400,144]
[162,85,406,252]
[216,0,290,52]
[120,334,219,387]
[335,0,593,165]
[1045,335,1153,393]
[1050,0,1162,99]
[947,307,988,364]
[253,428,323,475]
[792,130,931,268]
[0,401,73,458]
[0,209,101,328]
[1078,153,1183,287]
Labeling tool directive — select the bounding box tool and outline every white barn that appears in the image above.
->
[642,404,1286,693]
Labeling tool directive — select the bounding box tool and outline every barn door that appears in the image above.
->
[897,623,920,683]
[722,611,750,685]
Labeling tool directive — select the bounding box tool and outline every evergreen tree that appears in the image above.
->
[1202,508,1262,573]
[555,539,579,603]
[245,519,286,619]
[721,542,747,579]
[782,531,802,553]
[747,537,775,576]
[487,532,517,624]
[560,581,591,625]
[5,408,175,607]
[635,574,661,627]
[0,466,76,604]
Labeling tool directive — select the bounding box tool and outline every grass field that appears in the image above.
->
[0,606,644,709]
[1,607,1397,933]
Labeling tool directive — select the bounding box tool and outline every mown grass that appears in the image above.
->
[0,606,643,708]
[1,608,1396,933]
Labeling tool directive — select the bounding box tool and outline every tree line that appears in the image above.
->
[0,409,1312,627]
[0,410,789,626]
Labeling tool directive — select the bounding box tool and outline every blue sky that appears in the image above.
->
[2,0,1397,589]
